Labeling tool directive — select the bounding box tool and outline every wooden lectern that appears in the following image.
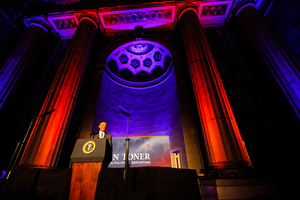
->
[69,139,111,200]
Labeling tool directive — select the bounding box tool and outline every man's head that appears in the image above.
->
[99,122,107,132]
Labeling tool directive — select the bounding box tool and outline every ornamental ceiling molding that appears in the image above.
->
[198,0,233,26]
[98,5,176,33]
[102,9,172,26]
[46,10,99,39]
[23,1,239,38]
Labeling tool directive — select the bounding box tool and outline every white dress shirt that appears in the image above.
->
[99,131,105,139]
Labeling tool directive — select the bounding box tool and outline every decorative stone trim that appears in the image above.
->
[201,4,228,16]
[102,9,172,26]
[53,18,78,29]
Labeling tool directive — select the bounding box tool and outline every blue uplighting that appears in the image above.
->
[0,170,6,179]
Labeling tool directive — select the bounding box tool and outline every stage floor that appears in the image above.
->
[1,167,201,200]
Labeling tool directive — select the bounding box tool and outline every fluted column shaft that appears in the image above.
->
[0,25,48,108]
[179,9,251,169]
[235,5,300,119]
[19,19,98,168]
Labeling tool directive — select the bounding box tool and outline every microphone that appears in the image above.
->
[117,105,132,117]
[38,109,56,118]
[32,109,56,120]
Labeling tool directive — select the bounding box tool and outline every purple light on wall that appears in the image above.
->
[92,69,187,168]
[93,69,181,138]
[92,39,187,167]
[0,73,19,108]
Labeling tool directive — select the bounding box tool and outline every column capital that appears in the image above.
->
[177,3,198,21]
[25,16,52,33]
[232,0,256,16]
[25,16,58,36]
[78,11,101,29]
[28,19,51,33]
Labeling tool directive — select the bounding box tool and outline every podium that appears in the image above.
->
[69,139,111,200]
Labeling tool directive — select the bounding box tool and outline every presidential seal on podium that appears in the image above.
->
[82,141,96,154]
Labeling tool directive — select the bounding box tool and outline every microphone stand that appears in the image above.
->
[123,114,130,192]
[117,105,131,192]
[1,109,55,190]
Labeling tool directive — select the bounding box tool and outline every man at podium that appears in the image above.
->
[70,122,113,199]
[90,122,112,147]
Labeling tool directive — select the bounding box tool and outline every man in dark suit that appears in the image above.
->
[90,122,112,147]
[90,121,112,167]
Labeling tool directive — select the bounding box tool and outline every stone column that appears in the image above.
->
[173,60,204,174]
[234,3,300,119]
[0,20,49,108]
[77,66,104,140]
[178,8,251,171]
[19,14,99,168]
